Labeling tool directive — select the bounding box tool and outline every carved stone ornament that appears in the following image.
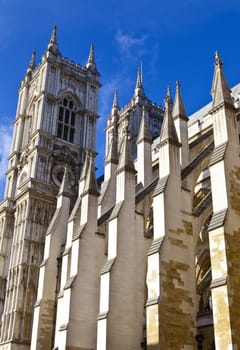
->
[52,146,78,167]
[18,144,30,170]
[51,164,75,188]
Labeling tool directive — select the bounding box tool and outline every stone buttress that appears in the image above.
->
[30,167,72,350]
[208,51,240,349]
[146,89,196,349]
[97,128,146,349]
[172,81,189,167]
[53,154,105,350]
[98,91,119,218]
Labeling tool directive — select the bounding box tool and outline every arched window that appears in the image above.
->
[57,97,76,143]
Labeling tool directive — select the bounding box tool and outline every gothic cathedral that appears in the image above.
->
[0,25,240,350]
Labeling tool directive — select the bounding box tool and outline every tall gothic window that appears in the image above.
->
[57,97,76,143]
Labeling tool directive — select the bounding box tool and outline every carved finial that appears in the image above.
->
[136,65,143,88]
[83,153,99,196]
[47,24,60,55]
[134,64,145,98]
[50,24,57,44]
[137,106,152,144]
[58,165,70,196]
[113,89,119,109]
[117,125,135,174]
[29,49,36,69]
[211,51,233,108]
[167,84,171,96]
[160,86,180,145]
[165,85,172,107]
[215,50,223,67]
[26,49,36,74]
[110,89,120,118]
[80,151,90,181]
[89,44,95,64]
[86,43,97,72]
[105,127,118,164]
[172,81,188,120]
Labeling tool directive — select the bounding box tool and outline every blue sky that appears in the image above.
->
[0,0,240,199]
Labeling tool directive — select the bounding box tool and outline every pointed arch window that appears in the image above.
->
[57,97,76,143]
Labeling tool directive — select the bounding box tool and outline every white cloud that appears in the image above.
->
[99,72,133,117]
[96,31,151,174]
[0,122,13,199]
[115,30,147,60]
[148,41,160,80]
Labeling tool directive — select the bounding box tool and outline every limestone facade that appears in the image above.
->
[0,27,240,350]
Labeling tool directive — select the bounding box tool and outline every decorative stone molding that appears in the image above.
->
[210,276,228,289]
[145,297,159,307]
[208,209,227,231]
[101,258,116,274]
[147,237,164,256]
[152,175,168,197]
[209,142,228,166]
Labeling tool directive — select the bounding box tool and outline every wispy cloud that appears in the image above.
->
[98,79,118,122]
[148,41,160,80]
[115,30,147,61]
[98,31,152,128]
[98,73,134,120]
[0,121,13,199]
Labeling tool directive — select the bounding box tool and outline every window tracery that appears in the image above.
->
[57,97,76,143]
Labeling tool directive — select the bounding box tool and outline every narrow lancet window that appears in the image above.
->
[57,97,76,143]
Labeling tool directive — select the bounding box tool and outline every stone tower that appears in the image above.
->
[0,25,101,350]
[104,66,164,161]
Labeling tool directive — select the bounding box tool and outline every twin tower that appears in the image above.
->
[0,26,240,350]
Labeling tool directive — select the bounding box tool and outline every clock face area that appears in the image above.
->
[51,164,76,188]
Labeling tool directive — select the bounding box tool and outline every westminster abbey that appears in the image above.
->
[0,25,240,350]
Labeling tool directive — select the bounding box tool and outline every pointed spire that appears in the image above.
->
[50,24,57,45]
[83,153,99,196]
[113,89,119,109]
[47,24,60,55]
[117,127,135,174]
[211,51,234,109]
[167,84,173,107]
[137,107,152,144]
[26,49,36,74]
[134,65,145,97]
[88,44,95,64]
[111,89,120,115]
[86,43,97,71]
[80,151,90,181]
[172,81,188,120]
[160,87,180,146]
[136,65,143,89]
[105,128,118,164]
[78,151,90,196]
[58,166,71,196]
